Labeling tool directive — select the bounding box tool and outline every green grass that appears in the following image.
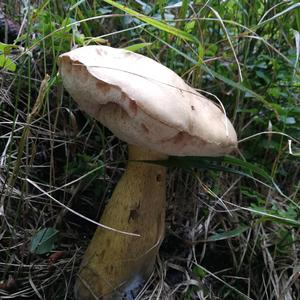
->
[0,0,299,299]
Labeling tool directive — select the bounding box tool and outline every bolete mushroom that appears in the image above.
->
[58,45,237,300]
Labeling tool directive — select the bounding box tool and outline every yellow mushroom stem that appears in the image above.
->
[74,144,167,300]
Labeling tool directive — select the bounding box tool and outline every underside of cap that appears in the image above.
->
[58,45,237,156]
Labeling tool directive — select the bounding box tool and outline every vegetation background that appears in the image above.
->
[0,0,299,299]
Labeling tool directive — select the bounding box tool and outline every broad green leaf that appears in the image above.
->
[30,227,59,255]
[0,55,16,72]
[0,43,17,72]
[185,20,196,33]
[193,265,206,279]
[207,225,249,242]
[0,42,18,54]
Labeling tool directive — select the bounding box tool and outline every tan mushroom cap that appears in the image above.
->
[58,45,237,156]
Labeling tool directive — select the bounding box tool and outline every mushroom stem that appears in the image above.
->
[75,144,167,300]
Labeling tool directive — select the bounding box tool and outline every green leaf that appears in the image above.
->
[0,55,16,72]
[0,43,17,72]
[0,42,18,54]
[249,206,300,227]
[207,225,249,242]
[69,0,85,11]
[157,156,274,185]
[149,155,291,203]
[222,156,274,183]
[103,0,198,43]
[256,2,300,28]
[178,0,189,22]
[184,20,196,33]
[124,42,152,52]
[193,265,206,279]
[30,227,59,255]
[267,87,281,98]
[200,64,276,111]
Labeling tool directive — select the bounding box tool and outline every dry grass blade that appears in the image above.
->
[26,178,140,237]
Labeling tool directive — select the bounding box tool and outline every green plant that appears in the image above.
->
[0,0,299,299]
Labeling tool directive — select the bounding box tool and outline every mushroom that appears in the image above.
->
[58,45,237,300]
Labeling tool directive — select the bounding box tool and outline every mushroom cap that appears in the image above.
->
[58,45,237,156]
